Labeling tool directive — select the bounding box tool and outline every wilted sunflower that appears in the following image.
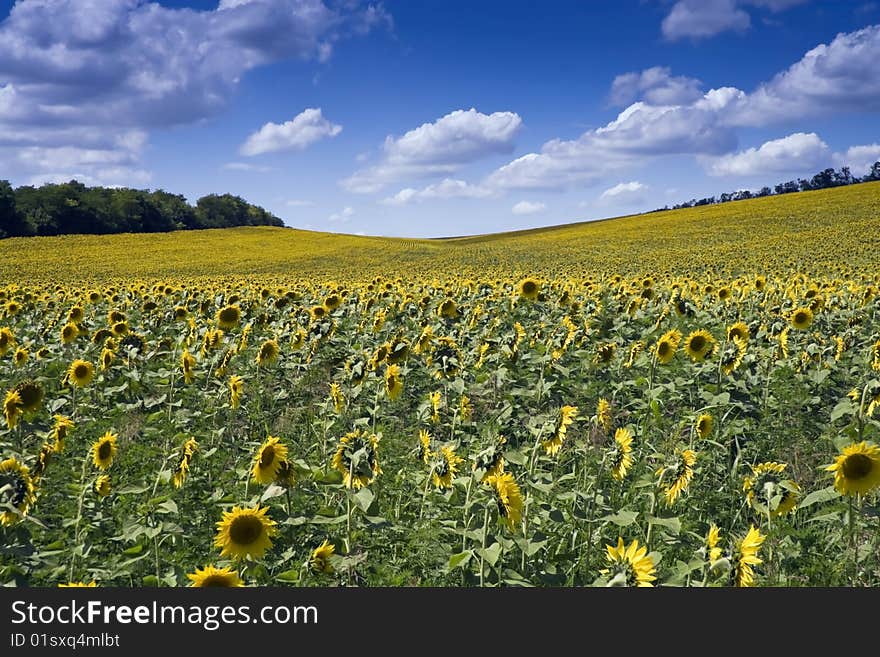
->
[683,329,715,362]
[733,525,765,587]
[94,475,111,498]
[431,445,464,490]
[172,438,198,489]
[91,431,118,470]
[603,538,656,587]
[331,429,381,489]
[252,435,288,484]
[517,277,540,301]
[609,427,634,481]
[256,339,279,367]
[542,405,578,456]
[743,461,799,517]
[658,449,696,506]
[437,298,459,319]
[214,505,277,560]
[485,472,523,531]
[3,390,23,429]
[384,364,404,401]
[187,565,244,587]
[216,305,242,329]
[310,539,336,574]
[0,457,36,525]
[695,413,713,440]
[654,329,682,364]
[824,441,880,496]
[790,306,814,330]
[229,375,244,409]
[67,359,95,388]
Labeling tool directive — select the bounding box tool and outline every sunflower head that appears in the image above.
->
[94,474,112,498]
[684,329,715,362]
[310,539,336,574]
[256,339,279,367]
[13,347,28,366]
[216,305,242,329]
[3,390,23,429]
[485,471,523,531]
[331,429,381,489]
[251,435,289,484]
[214,505,277,560]
[187,564,244,587]
[790,306,814,330]
[695,413,713,439]
[0,457,36,525]
[431,445,464,490]
[67,359,95,388]
[229,375,244,409]
[655,329,681,364]
[603,537,656,587]
[517,277,540,301]
[384,363,404,401]
[824,441,880,496]
[733,525,765,587]
[91,431,118,470]
[438,298,459,319]
[743,461,799,517]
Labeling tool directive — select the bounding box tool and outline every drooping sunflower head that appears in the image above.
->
[431,445,464,490]
[256,339,279,367]
[485,472,523,531]
[0,457,36,526]
[596,398,613,433]
[743,461,799,517]
[790,306,814,330]
[609,427,634,482]
[474,436,506,481]
[542,405,579,456]
[720,337,747,375]
[514,277,541,302]
[3,390,23,429]
[51,415,74,453]
[706,524,722,563]
[0,326,15,355]
[310,539,336,574]
[94,474,112,498]
[658,449,696,506]
[733,525,765,587]
[429,336,462,380]
[67,359,95,388]
[91,431,118,470]
[604,537,656,587]
[331,429,381,489]
[329,382,345,413]
[216,305,242,329]
[726,322,750,343]
[187,564,244,587]
[229,375,244,409]
[695,413,713,440]
[214,505,277,560]
[251,435,289,484]
[384,363,404,401]
[416,429,433,464]
[655,329,682,364]
[438,298,459,319]
[824,441,880,496]
[684,329,715,362]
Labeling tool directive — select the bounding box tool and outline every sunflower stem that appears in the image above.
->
[479,505,489,588]
[68,454,89,582]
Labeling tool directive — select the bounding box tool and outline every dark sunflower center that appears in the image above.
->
[63,326,75,338]
[658,342,671,356]
[98,442,112,460]
[689,336,706,351]
[522,281,537,295]
[219,308,239,323]
[260,447,275,469]
[842,453,872,480]
[229,515,264,546]
[200,574,234,587]
[795,312,809,324]
[74,365,89,379]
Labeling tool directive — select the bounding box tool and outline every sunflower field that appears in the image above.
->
[1,182,880,587]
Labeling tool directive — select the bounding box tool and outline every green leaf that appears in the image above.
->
[353,487,375,512]
[156,499,178,515]
[601,510,638,527]
[275,569,300,583]
[447,550,473,570]
[798,485,840,508]
[122,544,144,556]
[476,542,502,567]
[830,399,854,422]
[647,516,681,534]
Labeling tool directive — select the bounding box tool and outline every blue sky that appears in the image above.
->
[0,0,878,237]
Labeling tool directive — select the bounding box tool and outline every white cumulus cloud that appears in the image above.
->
[703,132,830,177]
[511,201,546,215]
[609,67,703,106]
[240,108,341,156]
[381,179,494,206]
[599,181,648,204]
[834,143,880,176]
[660,0,807,41]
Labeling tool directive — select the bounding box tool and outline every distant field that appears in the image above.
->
[1,182,879,588]
[1,181,879,283]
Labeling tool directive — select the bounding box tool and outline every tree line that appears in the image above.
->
[0,179,284,239]
[652,161,880,212]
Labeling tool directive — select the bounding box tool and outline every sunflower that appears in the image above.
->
[733,525,765,587]
[517,277,540,301]
[706,524,722,562]
[384,364,404,401]
[58,582,97,588]
[253,338,278,368]
[111,321,129,337]
[187,564,244,587]
[291,328,307,350]
[596,398,612,433]
[609,427,634,481]
[695,413,713,440]
[60,322,79,344]
[431,445,464,490]
[658,449,696,506]
[743,461,799,517]
[824,441,880,496]
[202,328,224,354]
[214,505,277,560]
[331,429,381,489]
[474,437,506,481]
[414,325,433,355]
[310,539,336,574]
[3,390,23,429]
[603,537,656,587]
[624,340,644,368]
[437,298,459,319]
[429,390,442,424]
[107,310,126,325]
[323,294,342,312]
[416,429,433,464]
[428,336,462,379]
[67,359,95,388]
[172,437,199,488]
[720,337,747,375]
[872,338,880,372]
[173,305,189,320]
[181,350,196,384]
[252,435,288,484]
[726,322,750,343]
[31,442,53,481]
[594,342,617,365]
[485,472,523,531]
[51,415,74,453]
[216,305,242,329]
[329,383,345,413]
[754,275,767,291]
[790,306,814,330]
[91,431,118,470]
[0,327,15,355]
[309,305,327,322]
[13,347,28,367]
[94,475,111,498]
[0,457,36,525]
[654,329,682,364]
[542,405,578,456]
[683,329,715,362]
[229,375,244,409]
